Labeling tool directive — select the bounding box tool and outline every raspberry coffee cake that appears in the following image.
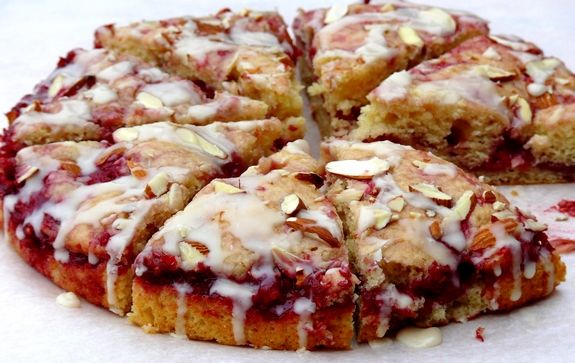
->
[94,9,302,120]
[321,140,565,341]
[4,48,269,150]
[3,119,302,314]
[293,1,488,136]
[355,35,575,184]
[130,141,356,349]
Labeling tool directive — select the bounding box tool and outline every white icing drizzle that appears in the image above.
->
[376,284,416,337]
[420,163,457,177]
[85,84,118,104]
[141,81,202,107]
[210,279,258,345]
[14,100,92,128]
[174,282,193,337]
[541,250,555,295]
[96,60,134,82]
[373,71,412,101]
[412,70,506,114]
[293,297,316,349]
[396,326,442,348]
[316,6,460,62]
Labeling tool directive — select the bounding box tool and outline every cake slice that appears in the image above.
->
[293,1,488,136]
[4,48,269,150]
[3,118,303,314]
[94,9,302,119]
[321,139,565,342]
[355,35,575,184]
[130,140,356,350]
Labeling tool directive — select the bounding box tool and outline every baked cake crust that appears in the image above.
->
[293,1,488,136]
[321,140,565,341]
[130,141,356,350]
[355,35,575,184]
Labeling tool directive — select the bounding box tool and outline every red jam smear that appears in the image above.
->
[550,200,575,217]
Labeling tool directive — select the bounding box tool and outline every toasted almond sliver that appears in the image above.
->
[325,157,390,180]
[213,180,244,194]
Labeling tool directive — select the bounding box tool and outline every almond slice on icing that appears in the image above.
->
[145,172,169,198]
[48,74,65,97]
[213,180,244,194]
[374,209,392,230]
[114,127,139,142]
[281,194,305,216]
[452,191,476,220]
[285,217,340,247]
[179,241,206,267]
[388,196,406,212]
[197,135,227,159]
[136,92,163,109]
[398,26,423,47]
[524,219,547,232]
[325,157,390,180]
[271,246,305,276]
[476,65,516,81]
[16,166,39,184]
[324,4,347,23]
[409,183,452,207]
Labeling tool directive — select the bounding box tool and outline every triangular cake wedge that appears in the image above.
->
[94,9,302,119]
[292,1,488,136]
[4,48,269,150]
[321,140,565,342]
[130,140,356,350]
[355,35,575,184]
[3,118,301,314]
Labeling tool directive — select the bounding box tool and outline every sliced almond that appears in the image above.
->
[398,26,423,47]
[388,196,406,212]
[196,135,227,159]
[16,166,39,184]
[175,128,199,144]
[324,4,347,23]
[167,184,185,210]
[476,65,516,81]
[48,74,65,97]
[325,157,390,180]
[213,180,244,194]
[114,127,139,142]
[281,194,305,216]
[491,210,518,222]
[492,201,506,211]
[429,220,443,240]
[409,183,452,207]
[285,217,340,247]
[136,92,163,109]
[189,241,210,255]
[425,210,436,218]
[452,191,476,220]
[470,228,496,251]
[524,219,547,232]
[527,83,549,97]
[409,211,422,219]
[335,188,364,203]
[515,97,532,123]
[374,209,392,230]
[145,172,169,198]
[60,161,82,176]
[179,241,206,268]
[95,146,126,166]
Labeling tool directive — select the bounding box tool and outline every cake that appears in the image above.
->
[3,119,303,314]
[130,140,356,350]
[0,4,569,352]
[293,1,488,136]
[4,48,269,150]
[321,139,566,341]
[94,8,302,120]
[354,35,575,184]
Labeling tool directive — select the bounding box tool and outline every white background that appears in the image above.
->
[0,1,574,362]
